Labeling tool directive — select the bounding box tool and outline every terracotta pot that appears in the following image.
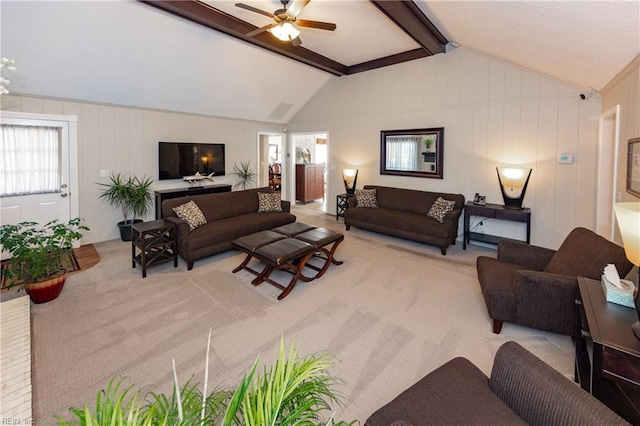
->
[25,274,66,304]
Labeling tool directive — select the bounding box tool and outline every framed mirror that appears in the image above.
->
[380,127,444,179]
[627,137,640,197]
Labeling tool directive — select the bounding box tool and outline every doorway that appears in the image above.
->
[596,105,621,241]
[258,133,284,192]
[0,112,78,225]
[290,132,328,212]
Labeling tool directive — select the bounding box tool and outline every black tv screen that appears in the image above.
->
[159,142,225,180]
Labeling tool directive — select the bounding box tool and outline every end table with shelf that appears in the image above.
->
[336,193,355,221]
[575,276,640,423]
[131,219,178,278]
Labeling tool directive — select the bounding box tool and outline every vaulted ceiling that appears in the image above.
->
[1,1,638,123]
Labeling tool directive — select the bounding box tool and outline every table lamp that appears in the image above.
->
[613,202,640,338]
[343,169,358,195]
[496,167,532,209]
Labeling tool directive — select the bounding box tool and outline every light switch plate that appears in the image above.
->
[99,169,110,177]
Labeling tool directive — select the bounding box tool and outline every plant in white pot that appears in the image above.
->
[0,218,89,303]
[98,173,154,241]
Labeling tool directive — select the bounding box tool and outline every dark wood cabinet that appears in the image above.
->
[154,184,232,219]
[296,164,324,203]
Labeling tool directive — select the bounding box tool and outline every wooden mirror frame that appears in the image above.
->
[380,127,444,179]
[627,137,640,198]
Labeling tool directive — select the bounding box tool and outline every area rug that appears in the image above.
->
[30,210,573,424]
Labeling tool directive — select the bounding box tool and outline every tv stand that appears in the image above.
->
[155,184,232,219]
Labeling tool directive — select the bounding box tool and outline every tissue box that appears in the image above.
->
[601,275,636,308]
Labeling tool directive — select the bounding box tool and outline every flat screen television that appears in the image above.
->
[158,142,225,180]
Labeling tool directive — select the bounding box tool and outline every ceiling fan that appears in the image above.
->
[235,0,336,47]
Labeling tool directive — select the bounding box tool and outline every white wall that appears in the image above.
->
[601,55,640,206]
[1,94,284,244]
[288,48,602,249]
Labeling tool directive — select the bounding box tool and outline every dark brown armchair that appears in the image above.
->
[477,227,632,335]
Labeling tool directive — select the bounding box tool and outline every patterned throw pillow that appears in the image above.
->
[173,200,207,231]
[427,197,455,223]
[258,192,283,213]
[355,189,378,208]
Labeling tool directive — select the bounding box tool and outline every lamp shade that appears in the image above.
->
[496,167,532,209]
[614,202,640,266]
[342,169,358,195]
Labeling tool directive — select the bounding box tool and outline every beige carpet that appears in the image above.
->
[31,206,572,424]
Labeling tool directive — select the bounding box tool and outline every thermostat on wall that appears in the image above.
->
[558,154,574,164]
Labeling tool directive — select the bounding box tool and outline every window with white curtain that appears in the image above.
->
[385,135,420,171]
[0,124,62,197]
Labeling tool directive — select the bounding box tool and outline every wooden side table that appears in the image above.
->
[463,202,531,249]
[575,276,640,423]
[336,193,354,221]
[131,219,178,278]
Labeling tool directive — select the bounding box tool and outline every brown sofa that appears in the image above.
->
[476,227,632,335]
[162,187,296,270]
[365,341,629,425]
[344,185,465,255]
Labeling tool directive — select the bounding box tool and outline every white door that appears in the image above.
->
[596,105,620,240]
[0,113,76,234]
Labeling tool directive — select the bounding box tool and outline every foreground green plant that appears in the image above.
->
[57,335,356,425]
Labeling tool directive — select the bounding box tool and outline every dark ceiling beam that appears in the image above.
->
[137,0,348,76]
[346,48,429,75]
[369,0,448,56]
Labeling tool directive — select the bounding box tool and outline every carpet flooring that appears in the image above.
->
[30,206,572,424]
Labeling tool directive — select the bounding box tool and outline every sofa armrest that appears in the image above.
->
[280,200,291,213]
[165,217,190,243]
[513,270,578,335]
[497,240,556,270]
[490,341,629,425]
[348,197,357,208]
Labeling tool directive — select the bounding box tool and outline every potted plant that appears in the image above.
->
[0,218,89,303]
[231,162,256,190]
[98,173,154,241]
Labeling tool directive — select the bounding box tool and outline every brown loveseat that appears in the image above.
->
[344,185,465,255]
[476,227,632,335]
[365,341,629,425]
[162,187,296,270]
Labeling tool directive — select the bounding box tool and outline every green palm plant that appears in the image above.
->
[57,338,355,426]
[97,173,154,223]
[231,162,256,191]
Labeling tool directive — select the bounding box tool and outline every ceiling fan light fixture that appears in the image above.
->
[270,22,300,41]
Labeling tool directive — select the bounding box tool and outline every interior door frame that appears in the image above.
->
[0,110,79,224]
[596,105,620,241]
[256,131,285,190]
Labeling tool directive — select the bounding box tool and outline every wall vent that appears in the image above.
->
[268,102,294,121]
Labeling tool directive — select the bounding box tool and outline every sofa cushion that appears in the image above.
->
[258,192,283,213]
[365,357,526,426]
[543,227,632,280]
[355,188,378,208]
[172,200,207,231]
[348,207,450,238]
[427,197,455,223]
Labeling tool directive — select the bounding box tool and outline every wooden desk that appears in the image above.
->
[463,202,531,249]
[576,277,640,422]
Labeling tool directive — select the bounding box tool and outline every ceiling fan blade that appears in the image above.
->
[246,23,278,37]
[287,0,310,17]
[235,3,274,18]
[290,35,302,47]
[297,19,336,31]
